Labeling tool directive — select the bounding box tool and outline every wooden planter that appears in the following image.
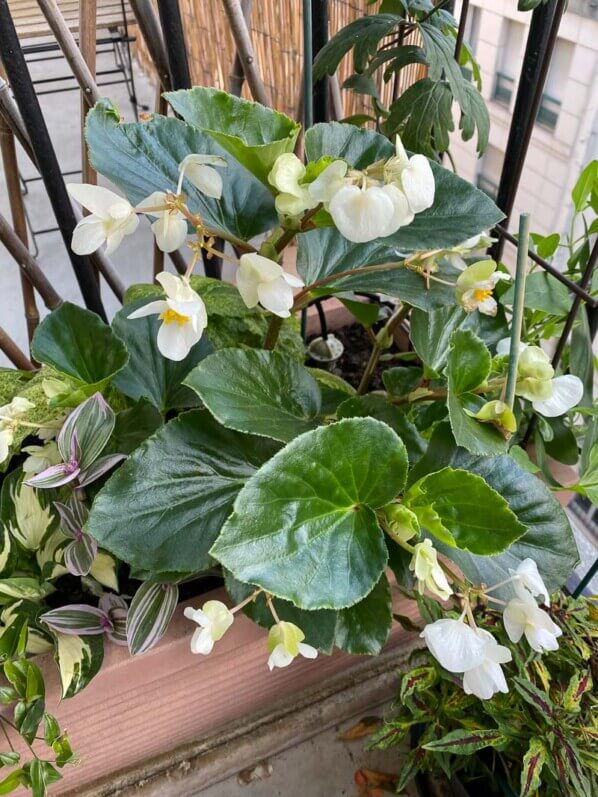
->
[5,587,421,796]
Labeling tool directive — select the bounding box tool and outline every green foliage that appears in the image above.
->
[370,592,597,797]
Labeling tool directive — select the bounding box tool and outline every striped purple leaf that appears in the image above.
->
[54,498,89,539]
[78,453,126,487]
[100,594,128,646]
[25,461,80,489]
[41,605,111,636]
[126,582,178,655]
[58,393,115,469]
[63,535,97,577]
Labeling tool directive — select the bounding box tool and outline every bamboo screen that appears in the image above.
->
[135,1,426,120]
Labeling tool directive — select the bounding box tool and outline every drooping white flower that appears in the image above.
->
[510,558,550,606]
[127,271,208,361]
[267,621,318,670]
[503,593,562,653]
[446,231,496,271]
[136,191,188,253]
[184,600,234,655]
[385,135,435,213]
[0,397,35,464]
[456,260,510,316]
[236,253,303,318]
[67,183,139,255]
[420,618,488,673]
[177,154,227,199]
[462,628,512,700]
[496,339,583,417]
[328,183,412,243]
[409,539,452,601]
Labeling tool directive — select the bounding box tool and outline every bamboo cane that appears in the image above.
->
[221,0,270,105]
[0,326,35,371]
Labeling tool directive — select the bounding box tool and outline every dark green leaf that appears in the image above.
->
[423,729,506,754]
[211,418,408,609]
[571,308,594,408]
[31,303,128,390]
[501,271,570,316]
[110,399,163,455]
[334,574,392,654]
[165,87,300,185]
[86,410,279,574]
[184,349,322,443]
[86,99,276,242]
[382,366,423,397]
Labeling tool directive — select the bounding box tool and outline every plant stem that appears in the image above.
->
[390,377,506,406]
[231,589,262,614]
[292,260,408,310]
[380,520,415,553]
[358,303,410,394]
[264,316,284,350]
[504,213,530,410]
[266,595,280,624]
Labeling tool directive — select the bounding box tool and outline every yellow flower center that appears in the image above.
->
[473,288,492,303]
[160,308,190,326]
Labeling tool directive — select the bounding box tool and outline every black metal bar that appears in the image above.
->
[496,226,597,308]
[156,0,192,90]
[454,0,470,61]
[491,0,567,261]
[573,557,598,598]
[0,0,106,319]
[129,0,173,92]
[311,0,329,123]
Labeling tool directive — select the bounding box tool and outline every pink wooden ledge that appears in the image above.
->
[4,588,420,795]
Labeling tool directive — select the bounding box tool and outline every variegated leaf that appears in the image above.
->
[99,594,128,646]
[41,605,109,636]
[126,581,178,655]
[54,498,88,540]
[513,677,554,721]
[57,393,115,469]
[520,737,547,797]
[63,535,98,577]
[53,631,104,698]
[423,728,506,755]
[562,670,592,712]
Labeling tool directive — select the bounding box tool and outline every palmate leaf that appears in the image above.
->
[384,78,454,157]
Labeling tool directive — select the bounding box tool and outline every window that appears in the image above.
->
[493,19,524,106]
[536,39,571,130]
[476,144,503,200]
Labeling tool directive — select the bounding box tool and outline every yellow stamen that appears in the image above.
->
[160,308,190,326]
[473,288,492,303]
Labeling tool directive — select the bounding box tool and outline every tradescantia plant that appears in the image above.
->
[0,88,592,793]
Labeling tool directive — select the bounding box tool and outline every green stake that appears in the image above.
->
[505,213,531,410]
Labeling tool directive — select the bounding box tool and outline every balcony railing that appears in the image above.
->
[493,71,514,105]
[476,173,499,200]
[536,92,561,130]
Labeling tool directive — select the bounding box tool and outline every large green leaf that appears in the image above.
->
[304,122,503,250]
[211,418,408,609]
[112,298,212,414]
[447,329,507,455]
[296,227,457,310]
[85,99,277,242]
[334,574,392,655]
[31,303,128,391]
[408,423,579,597]
[404,467,526,554]
[501,271,570,316]
[86,410,279,575]
[165,87,300,185]
[184,349,322,443]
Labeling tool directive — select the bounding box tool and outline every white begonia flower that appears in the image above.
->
[136,191,187,253]
[420,618,488,673]
[495,339,583,417]
[268,153,316,216]
[503,593,562,653]
[67,183,139,255]
[22,441,61,475]
[456,260,509,317]
[307,159,349,205]
[127,271,208,361]
[446,231,496,271]
[510,558,550,606]
[267,621,318,671]
[236,253,304,318]
[385,135,435,213]
[0,397,35,464]
[328,183,411,244]
[409,539,452,601]
[184,600,234,655]
[177,154,227,199]
[462,628,512,700]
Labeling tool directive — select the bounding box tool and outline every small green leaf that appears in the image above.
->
[211,418,408,609]
[382,367,422,396]
[0,770,27,794]
[31,303,128,391]
[165,87,300,185]
[404,467,526,553]
[423,728,506,755]
[571,160,598,212]
[184,349,322,443]
[501,271,570,316]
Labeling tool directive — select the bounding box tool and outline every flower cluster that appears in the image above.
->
[420,558,561,700]
[183,595,318,671]
[268,135,435,243]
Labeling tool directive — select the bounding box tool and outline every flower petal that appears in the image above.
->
[152,216,188,253]
[67,183,128,219]
[257,277,293,318]
[298,642,318,660]
[308,160,348,204]
[382,184,414,230]
[267,643,294,670]
[532,374,584,417]
[420,619,488,673]
[329,185,396,243]
[402,154,435,213]
[71,216,107,255]
[157,320,194,361]
[127,300,170,320]
[184,163,224,199]
[190,627,215,655]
